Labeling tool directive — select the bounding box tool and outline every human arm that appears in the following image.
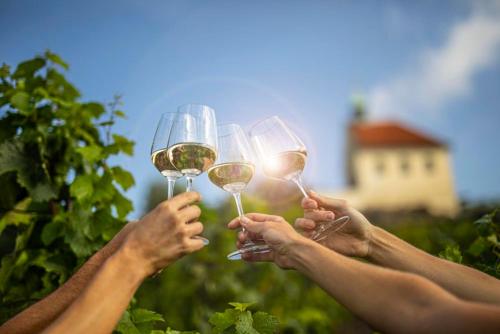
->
[295,191,500,305]
[230,214,500,334]
[42,191,205,334]
[0,220,137,334]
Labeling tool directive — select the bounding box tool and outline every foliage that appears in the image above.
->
[0,51,134,321]
[116,302,279,334]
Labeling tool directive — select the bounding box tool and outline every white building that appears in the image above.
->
[333,110,459,217]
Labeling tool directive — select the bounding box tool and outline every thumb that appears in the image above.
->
[308,191,346,211]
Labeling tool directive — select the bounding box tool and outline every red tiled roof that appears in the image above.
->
[350,122,444,147]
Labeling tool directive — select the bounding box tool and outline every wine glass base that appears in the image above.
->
[311,216,350,242]
[227,243,272,261]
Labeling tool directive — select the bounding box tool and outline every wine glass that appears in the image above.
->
[167,104,218,192]
[151,112,183,199]
[207,124,271,260]
[249,116,350,242]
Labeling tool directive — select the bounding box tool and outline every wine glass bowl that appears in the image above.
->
[167,104,218,192]
[249,116,350,241]
[150,112,183,199]
[207,123,272,260]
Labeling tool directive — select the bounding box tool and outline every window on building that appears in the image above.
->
[424,151,435,173]
[400,152,410,175]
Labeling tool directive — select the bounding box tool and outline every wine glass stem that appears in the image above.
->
[166,177,176,199]
[291,175,309,198]
[232,192,247,233]
[185,176,193,192]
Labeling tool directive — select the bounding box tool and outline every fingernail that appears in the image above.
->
[326,212,335,220]
[310,190,318,196]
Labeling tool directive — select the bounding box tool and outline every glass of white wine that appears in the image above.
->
[249,116,350,242]
[207,124,271,260]
[167,104,218,192]
[151,112,183,199]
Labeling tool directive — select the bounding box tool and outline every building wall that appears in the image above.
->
[336,146,459,216]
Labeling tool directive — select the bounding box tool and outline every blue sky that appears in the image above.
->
[1,0,500,216]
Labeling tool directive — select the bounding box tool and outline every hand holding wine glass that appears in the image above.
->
[249,116,350,242]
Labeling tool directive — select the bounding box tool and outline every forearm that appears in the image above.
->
[368,226,500,304]
[0,245,116,334]
[43,245,146,334]
[0,222,135,334]
[290,239,463,334]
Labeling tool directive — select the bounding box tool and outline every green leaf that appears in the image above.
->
[116,310,141,334]
[0,63,10,78]
[12,57,45,79]
[112,166,135,190]
[112,134,134,156]
[76,145,102,162]
[10,92,30,112]
[114,110,126,118]
[45,50,69,70]
[467,237,489,257]
[113,191,133,219]
[209,309,239,334]
[70,174,94,200]
[41,219,63,245]
[439,245,463,264]
[253,312,279,334]
[131,308,164,324]
[30,182,57,202]
[235,311,258,334]
[229,302,255,312]
[0,198,32,235]
[82,102,106,118]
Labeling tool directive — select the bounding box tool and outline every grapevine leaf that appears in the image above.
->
[10,92,30,112]
[209,309,239,333]
[131,308,165,324]
[0,198,32,235]
[253,312,279,334]
[113,191,133,219]
[116,310,141,334]
[45,50,69,70]
[439,245,462,264]
[41,219,63,246]
[76,145,102,162]
[112,134,134,156]
[0,63,10,78]
[111,166,135,190]
[81,102,106,118]
[70,174,94,200]
[229,302,255,312]
[235,311,258,334]
[12,57,45,79]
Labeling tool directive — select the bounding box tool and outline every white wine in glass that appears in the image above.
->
[207,124,272,260]
[250,116,349,242]
[151,112,183,199]
[167,104,218,192]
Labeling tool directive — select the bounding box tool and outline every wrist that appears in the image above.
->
[288,236,321,271]
[115,239,152,279]
[367,226,390,263]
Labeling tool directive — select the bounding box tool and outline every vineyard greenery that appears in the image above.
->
[0,52,499,333]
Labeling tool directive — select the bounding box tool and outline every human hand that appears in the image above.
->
[228,213,309,269]
[295,191,374,258]
[121,192,205,276]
